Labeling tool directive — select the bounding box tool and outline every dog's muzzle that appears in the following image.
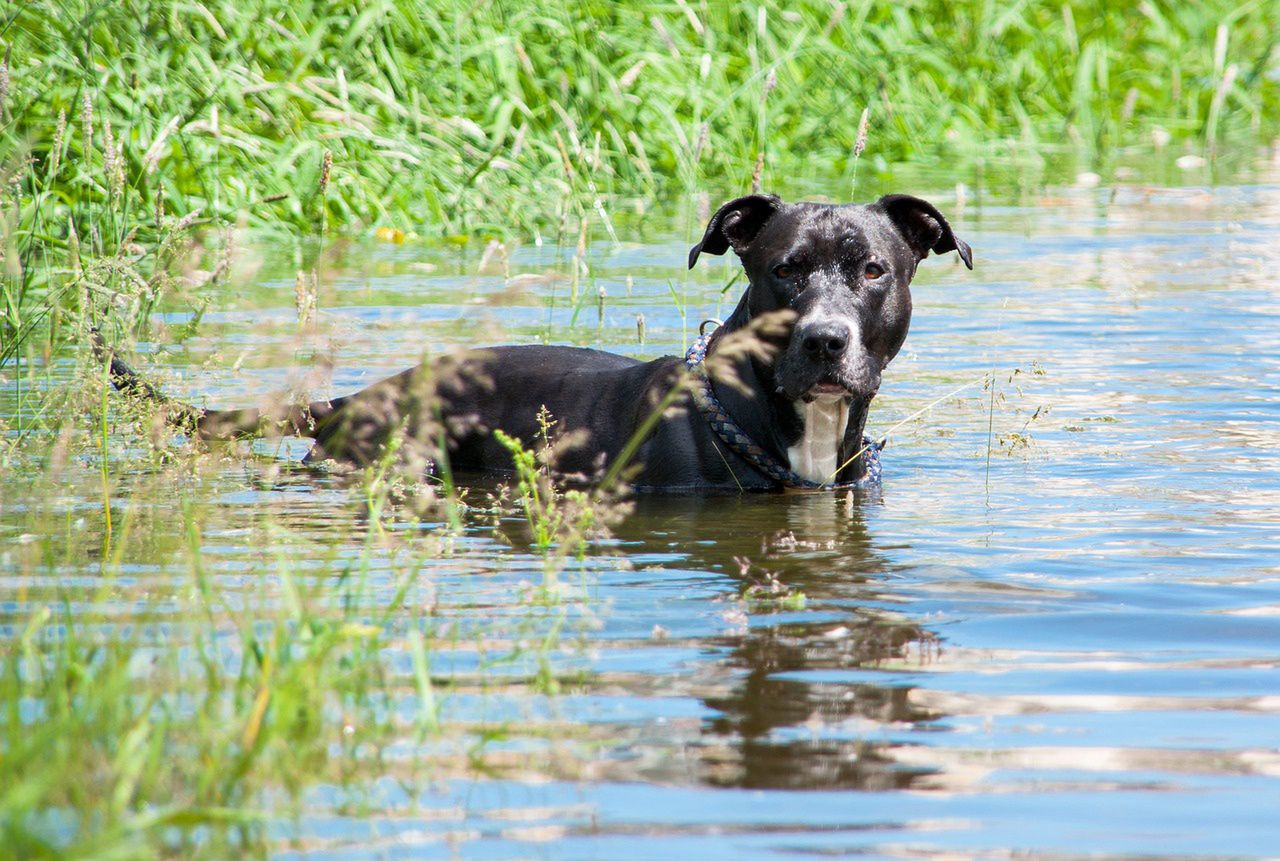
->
[780,318,881,402]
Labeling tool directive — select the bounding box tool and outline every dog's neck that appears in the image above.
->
[787,396,850,484]
[704,321,802,466]
[707,300,874,486]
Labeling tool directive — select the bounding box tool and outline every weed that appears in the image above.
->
[493,426,602,563]
[732,556,808,614]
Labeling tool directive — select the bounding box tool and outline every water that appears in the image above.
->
[5,173,1280,857]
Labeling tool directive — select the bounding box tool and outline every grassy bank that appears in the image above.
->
[3,0,1277,238]
[3,0,1276,365]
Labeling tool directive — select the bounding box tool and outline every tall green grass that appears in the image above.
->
[0,423,602,857]
[3,0,1276,371]
[3,0,1276,238]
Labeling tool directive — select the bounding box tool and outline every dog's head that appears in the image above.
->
[689,194,972,403]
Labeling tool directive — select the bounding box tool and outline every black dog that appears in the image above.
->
[100,193,971,492]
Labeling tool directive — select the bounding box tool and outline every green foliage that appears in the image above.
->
[0,451,596,857]
[2,0,1276,241]
[0,504,405,857]
[493,426,598,560]
[3,0,1276,368]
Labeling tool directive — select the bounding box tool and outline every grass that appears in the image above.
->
[1,0,1275,372]
[3,0,1278,366]
[4,2,1278,233]
[0,0,1277,855]
[0,417,605,857]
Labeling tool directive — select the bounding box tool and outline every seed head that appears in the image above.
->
[68,220,81,275]
[80,92,94,158]
[619,59,646,89]
[853,108,869,158]
[170,208,202,234]
[294,270,307,316]
[319,150,332,195]
[294,270,317,328]
[143,116,178,176]
[102,119,125,203]
[693,123,709,163]
[102,119,117,186]
[0,47,10,123]
[48,109,67,181]
[761,68,777,103]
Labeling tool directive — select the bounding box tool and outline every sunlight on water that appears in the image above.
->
[5,169,1280,857]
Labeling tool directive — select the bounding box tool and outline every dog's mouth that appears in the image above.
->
[775,349,883,403]
[801,375,877,403]
[808,381,850,398]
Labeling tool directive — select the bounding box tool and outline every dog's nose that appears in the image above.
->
[799,322,850,362]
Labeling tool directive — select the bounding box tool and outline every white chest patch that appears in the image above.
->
[786,397,850,484]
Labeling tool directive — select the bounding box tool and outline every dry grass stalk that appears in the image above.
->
[552,130,574,181]
[693,123,709,163]
[102,118,115,182]
[596,310,794,492]
[1213,23,1229,77]
[0,46,9,123]
[80,92,93,159]
[649,15,678,59]
[674,0,704,36]
[67,219,80,276]
[47,109,66,181]
[101,118,125,203]
[704,310,795,397]
[618,59,646,89]
[854,107,869,158]
[169,207,202,234]
[318,149,332,195]
[1213,64,1239,114]
[295,270,317,329]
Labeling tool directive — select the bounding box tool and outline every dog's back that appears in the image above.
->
[308,345,683,483]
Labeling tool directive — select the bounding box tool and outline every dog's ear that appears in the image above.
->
[688,194,782,268]
[877,194,973,270]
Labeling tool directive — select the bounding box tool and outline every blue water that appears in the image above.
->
[5,178,1280,857]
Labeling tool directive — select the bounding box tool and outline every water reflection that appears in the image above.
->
[8,170,1280,857]
[620,495,944,790]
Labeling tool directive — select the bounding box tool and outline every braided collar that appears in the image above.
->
[683,330,882,491]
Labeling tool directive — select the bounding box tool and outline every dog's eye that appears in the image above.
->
[864,262,886,280]
[772,264,795,280]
